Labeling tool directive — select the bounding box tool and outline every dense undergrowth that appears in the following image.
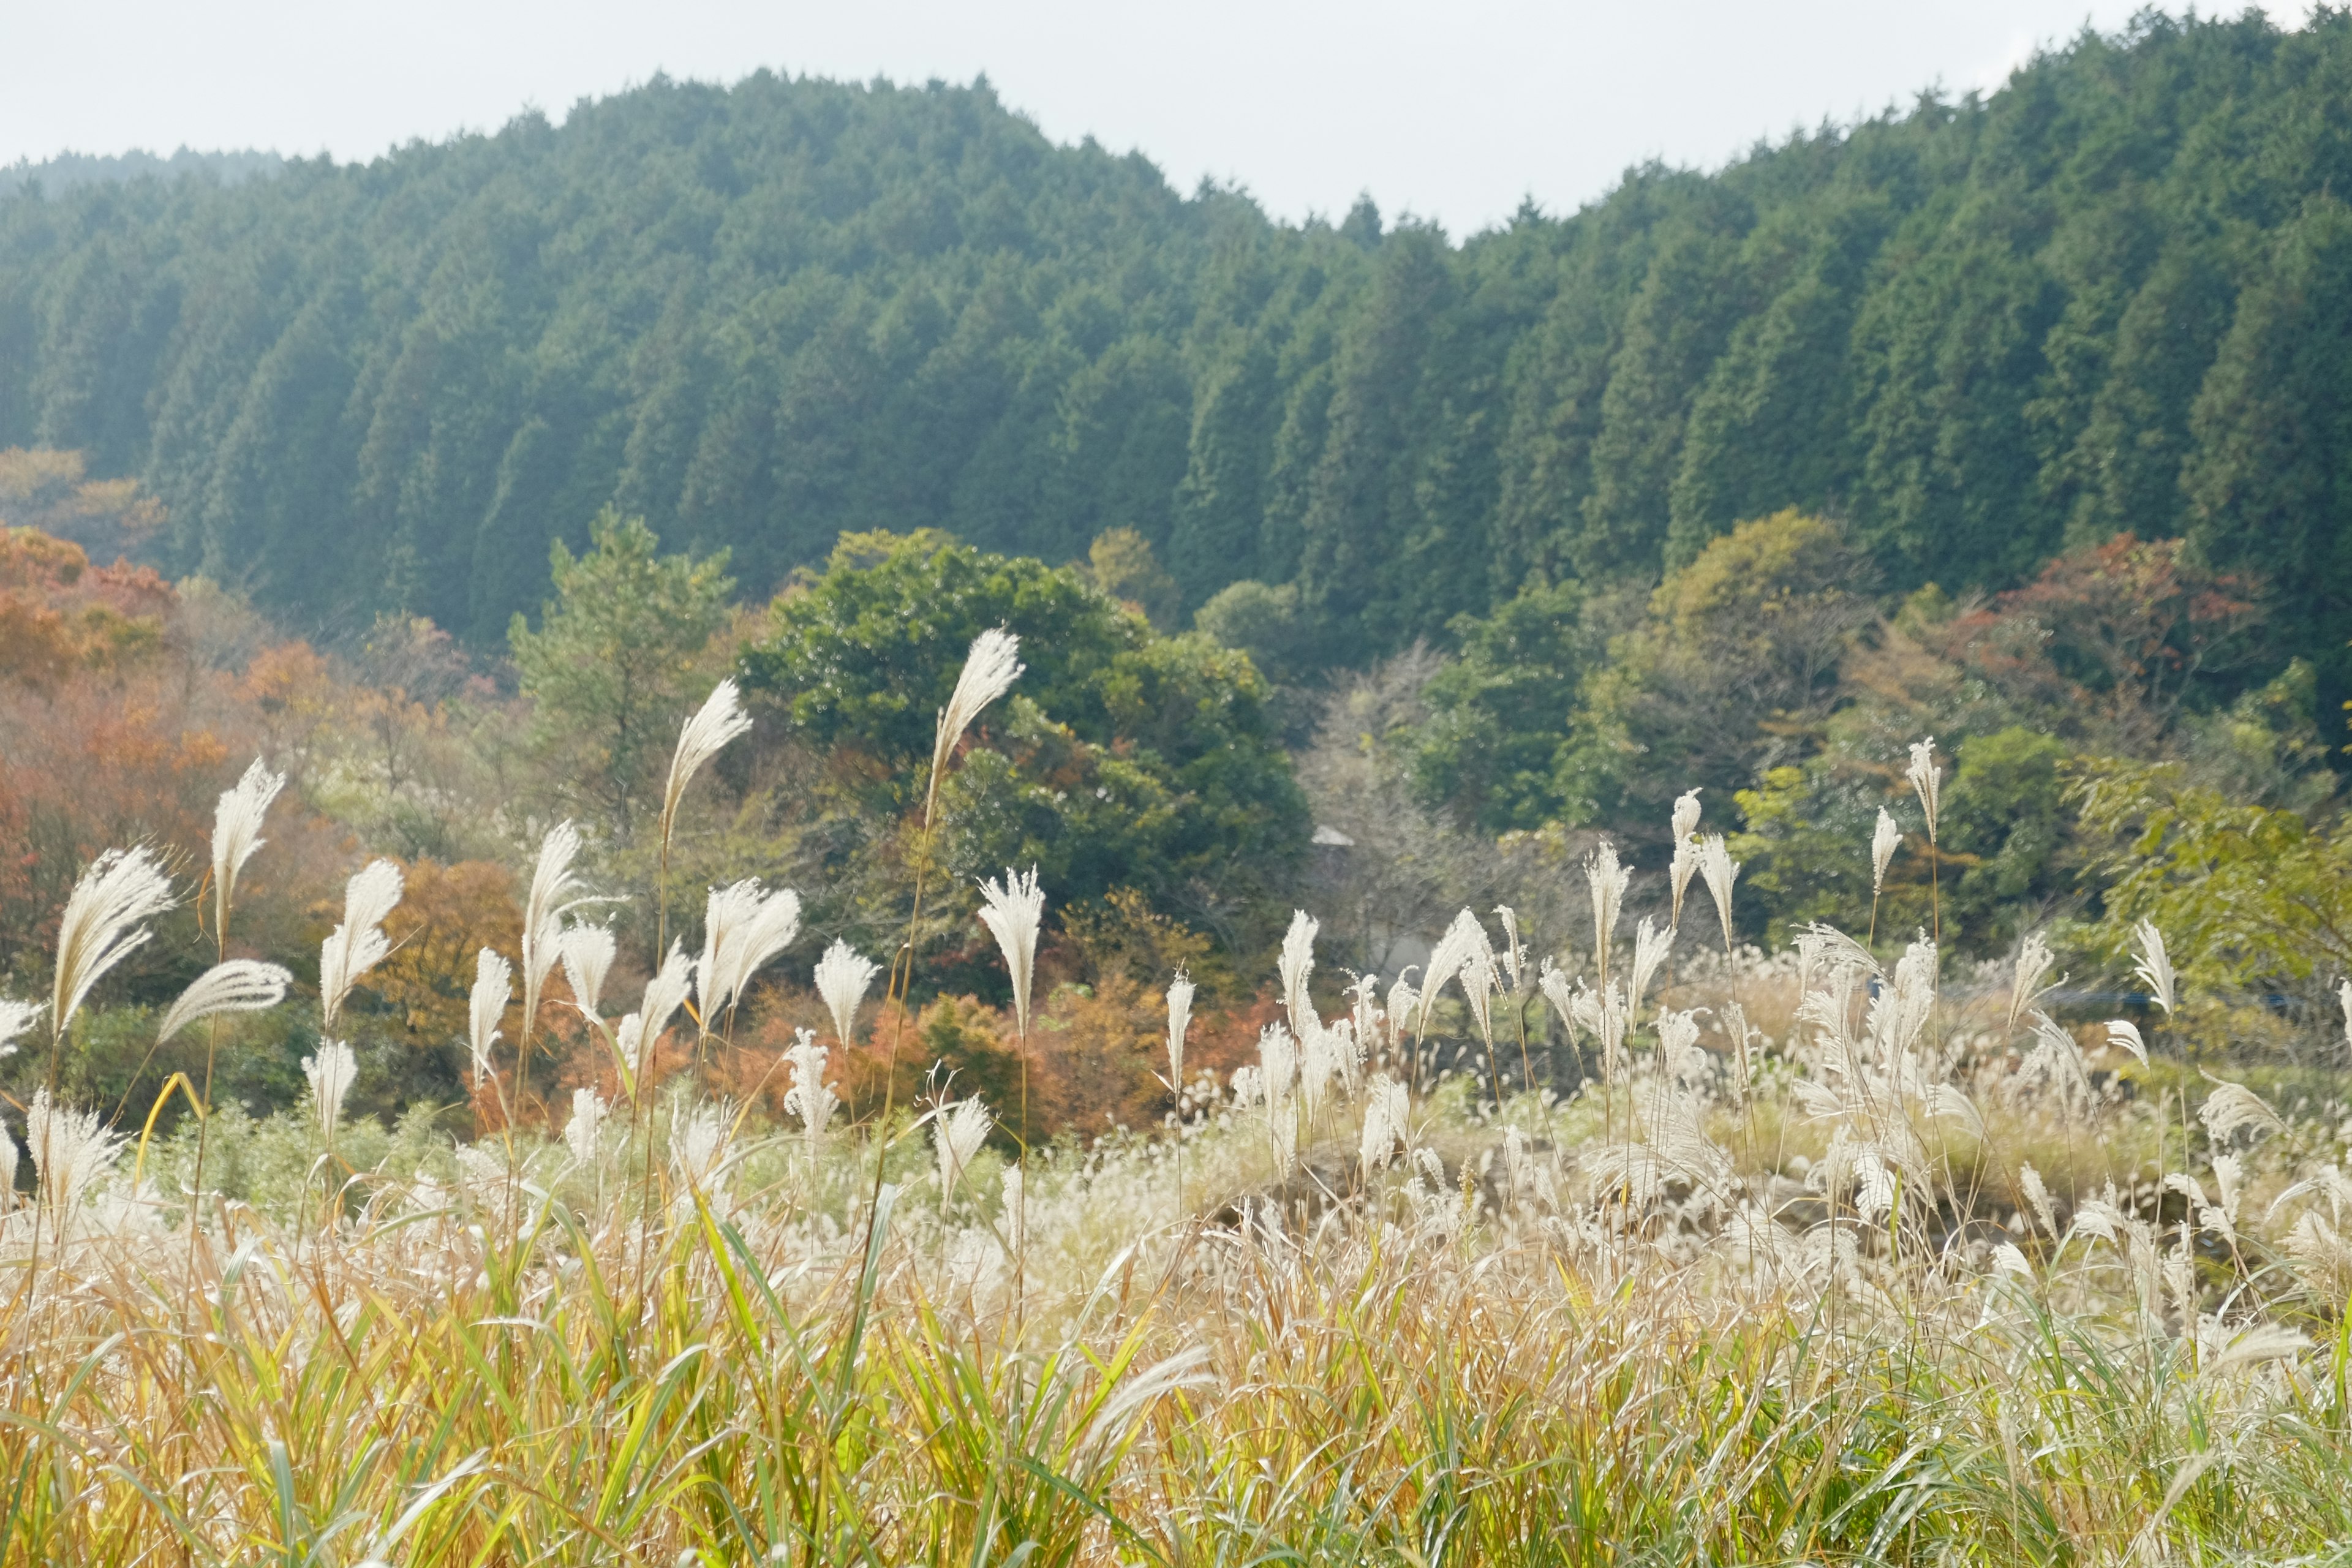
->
[4,636,2351,1567]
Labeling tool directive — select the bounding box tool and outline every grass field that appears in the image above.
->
[4,656,2349,1566]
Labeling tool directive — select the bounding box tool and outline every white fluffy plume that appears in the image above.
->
[319,859,403,1031]
[1278,910,1319,1038]
[928,628,1023,816]
[1669,789,1703,927]
[781,1030,840,1150]
[468,948,511,1084]
[156,960,292,1045]
[1698,835,1741,952]
[26,1088,123,1223]
[976,867,1045,1038]
[1905,738,1942,842]
[934,1096,993,1211]
[662,677,752,840]
[1871,808,1902,895]
[0,998,39,1058]
[1585,842,1630,971]
[53,846,177,1041]
[565,1087,608,1166]
[696,878,802,1025]
[2132,919,2177,1016]
[813,940,880,1046]
[303,1039,358,1142]
[1164,969,1196,1090]
[209,757,285,933]
[559,922,617,1020]
[520,821,590,1044]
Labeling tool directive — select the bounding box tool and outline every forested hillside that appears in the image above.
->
[2,10,2348,705]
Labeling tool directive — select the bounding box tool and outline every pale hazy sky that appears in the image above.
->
[0,1,2312,236]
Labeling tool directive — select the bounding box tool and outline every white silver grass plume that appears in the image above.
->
[634,941,695,1075]
[565,1087,607,1166]
[671,1102,731,1194]
[1538,960,1577,1041]
[1871,808,1902,895]
[1698,835,1741,951]
[1905,737,1942,842]
[1423,908,1490,1026]
[1278,910,1319,1037]
[1360,1075,1408,1172]
[1669,788,1703,927]
[662,677,752,837]
[303,1039,358,1142]
[1346,973,1381,1081]
[696,878,802,1023]
[976,867,1045,1037]
[26,1089,123,1222]
[558,922,617,1020]
[2019,1163,2057,1238]
[813,940,880,1046]
[935,1096,992,1210]
[1456,929,1499,1048]
[520,820,589,1042]
[1258,1022,1298,1106]
[2341,979,2352,1054]
[468,948,511,1083]
[781,1030,839,1146]
[0,1131,14,1206]
[2132,919,2177,1016]
[1672,787,1704,846]
[1164,969,1195,1089]
[2199,1079,2284,1145]
[1385,974,1419,1052]
[156,960,292,1044]
[53,846,177,1039]
[2009,932,2057,1033]
[0,998,39,1058]
[319,859,403,1032]
[1584,842,1630,969]
[1628,917,1672,1017]
[1493,905,1525,995]
[929,628,1023,815]
[2106,1019,2148,1068]
[210,757,284,933]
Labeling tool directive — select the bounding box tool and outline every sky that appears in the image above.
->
[0,0,2318,237]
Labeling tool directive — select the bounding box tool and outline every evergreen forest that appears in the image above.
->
[2,10,2347,717]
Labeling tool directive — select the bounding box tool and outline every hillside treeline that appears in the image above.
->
[1,12,2347,704]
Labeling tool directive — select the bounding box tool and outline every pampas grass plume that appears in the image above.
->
[469,948,511,1083]
[696,879,802,1024]
[53,846,176,1041]
[1871,808,1901,894]
[559,922,617,1020]
[1164,969,1195,1090]
[210,757,284,933]
[662,677,752,840]
[320,859,403,1031]
[156,960,292,1044]
[2133,919,2177,1016]
[928,628,1023,819]
[976,867,1044,1038]
[813,939,880,1046]
[303,1039,358,1142]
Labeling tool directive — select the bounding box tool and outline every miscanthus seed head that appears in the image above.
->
[1871,808,1902,895]
[565,1087,608,1166]
[976,867,1044,1038]
[53,846,177,1041]
[303,1039,358,1142]
[1905,737,1942,842]
[1278,910,1318,1038]
[210,757,285,933]
[468,948,511,1084]
[1164,969,1195,1089]
[697,879,802,1025]
[662,677,752,839]
[320,859,403,1032]
[2133,919,2177,1016]
[156,960,292,1045]
[559,922,617,1021]
[929,628,1023,816]
[813,939,880,1047]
